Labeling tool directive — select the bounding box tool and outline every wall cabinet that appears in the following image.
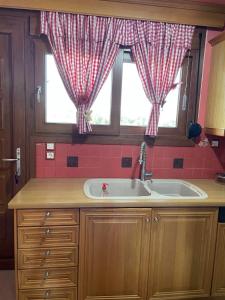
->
[79,208,218,300]
[205,33,225,136]
[212,223,225,296]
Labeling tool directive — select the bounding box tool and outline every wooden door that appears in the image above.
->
[79,208,151,300]
[0,15,26,269]
[148,208,218,300]
[212,223,225,296]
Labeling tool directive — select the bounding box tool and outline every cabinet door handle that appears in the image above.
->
[154,216,159,222]
[44,271,49,280]
[146,217,150,223]
[45,228,51,235]
[44,290,50,299]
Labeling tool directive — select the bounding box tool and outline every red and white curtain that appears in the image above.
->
[132,22,194,136]
[41,12,194,136]
[41,12,120,134]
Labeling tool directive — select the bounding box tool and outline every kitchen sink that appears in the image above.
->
[83,178,208,200]
[145,179,208,199]
[83,178,151,200]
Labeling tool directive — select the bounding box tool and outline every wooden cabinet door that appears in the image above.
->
[212,223,225,296]
[205,37,225,136]
[148,208,218,300]
[79,208,151,300]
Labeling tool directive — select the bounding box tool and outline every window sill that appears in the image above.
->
[33,132,195,147]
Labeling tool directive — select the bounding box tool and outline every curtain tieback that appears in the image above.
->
[83,110,92,122]
[153,103,161,108]
[77,104,92,134]
[77,107,92,122]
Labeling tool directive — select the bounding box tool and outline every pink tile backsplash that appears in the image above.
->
[36,143,224,179]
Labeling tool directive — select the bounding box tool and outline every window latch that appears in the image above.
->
[36,85,42,103]
[182,94,187,111]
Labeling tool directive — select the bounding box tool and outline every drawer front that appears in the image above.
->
[18,267,78,289]
[19,288,77,300]
[18,226,79,249]
[17,209,79,227]
[18,247,78,269]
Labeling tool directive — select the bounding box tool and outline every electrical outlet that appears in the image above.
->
[211,140,219,148]
[173,158,183,169]
[46,151,55,160]
[121,157,132,168]
[67,156,78,167]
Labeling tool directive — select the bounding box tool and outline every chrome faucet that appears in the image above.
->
[139,142,153,181]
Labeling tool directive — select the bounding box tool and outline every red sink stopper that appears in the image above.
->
[102,183,108,191]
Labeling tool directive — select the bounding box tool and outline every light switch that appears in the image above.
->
[46,143,55,150]
[211,140,219,148]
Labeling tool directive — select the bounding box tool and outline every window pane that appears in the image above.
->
[91,75,112,125]
[120,62,181,127]
[45,55,112,125]
[45,55,76,124]
[159,70,181,128]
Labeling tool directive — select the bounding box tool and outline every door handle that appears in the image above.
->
[16,148,21,176]
[2,148,21,176]
[2,158,18,162]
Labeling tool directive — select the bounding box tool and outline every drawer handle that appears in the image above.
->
[45,228,51,235]
[45,290,50,298]
[44,271,49,280]
[46,211,51,217]
[45,250,50,256]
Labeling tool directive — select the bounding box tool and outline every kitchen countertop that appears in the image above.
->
[8,178,225,209]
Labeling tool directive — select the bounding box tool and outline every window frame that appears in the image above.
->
[34,36,122,136]
[33,28,205,146]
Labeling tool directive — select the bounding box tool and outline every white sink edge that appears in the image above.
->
[83,178,208,200]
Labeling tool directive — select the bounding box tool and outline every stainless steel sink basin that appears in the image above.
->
[83,178,208,200]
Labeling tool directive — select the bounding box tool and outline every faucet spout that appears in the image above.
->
[139,142,153,181]
[139,142,146,165]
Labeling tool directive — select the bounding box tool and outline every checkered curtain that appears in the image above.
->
[41,12,120,134]
[132,23,194,136]
[41,12,194,136]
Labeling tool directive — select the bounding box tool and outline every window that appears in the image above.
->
[45,54,112,125]
[120,55,181,128]
[34,29,205,145]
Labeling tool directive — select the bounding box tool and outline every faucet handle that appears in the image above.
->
[145,171,153,181]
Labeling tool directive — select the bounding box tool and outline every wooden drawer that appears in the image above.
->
[17,209,79,227]
[19,287,77,300]
[18,247,78,269]
[18,267,78,289]
[18,226,79,249]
